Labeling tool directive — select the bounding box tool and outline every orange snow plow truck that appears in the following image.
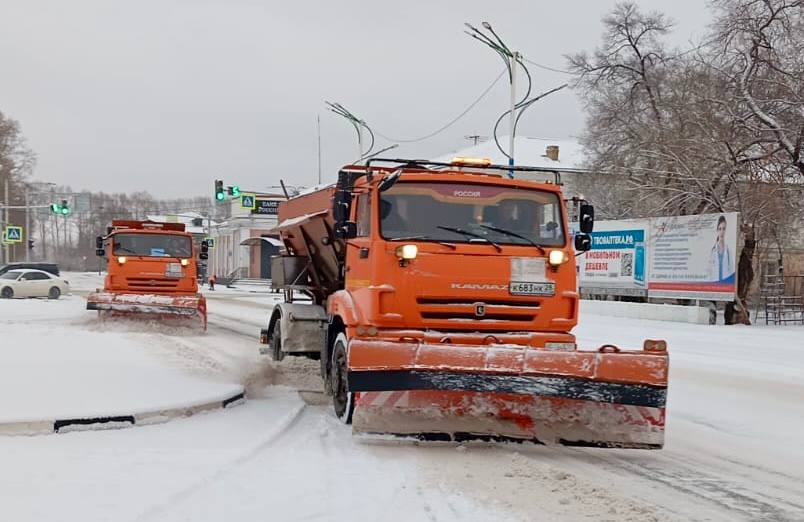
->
[87,220,209,330]
[261,158,669,448]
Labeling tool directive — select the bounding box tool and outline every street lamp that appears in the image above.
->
[325,101,375,162]
[465,22,568,176]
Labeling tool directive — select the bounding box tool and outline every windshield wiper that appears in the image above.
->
[389,235,457,250]
[435,226,502,252]
[479,225,546,254]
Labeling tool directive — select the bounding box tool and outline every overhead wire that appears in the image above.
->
[371,67,507,144]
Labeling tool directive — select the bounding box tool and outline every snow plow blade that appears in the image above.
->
[348,338,668,449]
[86,292,207,330]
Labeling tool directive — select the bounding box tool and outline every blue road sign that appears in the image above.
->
[240,194,256,209]
[4,226,22,243]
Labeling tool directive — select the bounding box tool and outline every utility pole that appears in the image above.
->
[317,114,322,185]
[4,176,9,264]
[24,187,30,262]
[508,52,518,168]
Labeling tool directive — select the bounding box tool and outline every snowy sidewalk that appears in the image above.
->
[0,297,243,434]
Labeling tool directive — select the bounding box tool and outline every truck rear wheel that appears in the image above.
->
[331,333,354,424]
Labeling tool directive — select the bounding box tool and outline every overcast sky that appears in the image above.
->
[0,0,709,198]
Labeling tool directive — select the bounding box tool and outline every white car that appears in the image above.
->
[0,269,70,299]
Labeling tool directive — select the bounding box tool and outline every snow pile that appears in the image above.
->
[0,298,242,426]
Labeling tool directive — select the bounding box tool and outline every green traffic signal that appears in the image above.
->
[215,179,225,203]
[50,204,60,214]
[231,185,241,197]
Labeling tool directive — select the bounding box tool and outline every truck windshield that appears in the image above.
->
[112,233,192,258]
[380,182,565,247]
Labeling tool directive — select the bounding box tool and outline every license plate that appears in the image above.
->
[165,263,184,278]
[509,281,555,296]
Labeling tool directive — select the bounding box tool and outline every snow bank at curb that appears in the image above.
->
[0,389,245,436]
[581,299,710,324]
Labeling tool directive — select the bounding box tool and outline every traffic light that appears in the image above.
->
[28,239,34,250]
[50,200,71,215]
[215,180,225,202]
[229,185,241,197]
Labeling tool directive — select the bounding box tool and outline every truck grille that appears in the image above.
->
[125,277,180,292]
[416,296,539,322]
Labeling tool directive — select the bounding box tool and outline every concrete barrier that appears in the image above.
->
[581,299,711,325]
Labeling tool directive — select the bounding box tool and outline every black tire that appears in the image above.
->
[270,321,284,362]
[48,287,61,300]
[331,333,354,424]
[1,287,13,299]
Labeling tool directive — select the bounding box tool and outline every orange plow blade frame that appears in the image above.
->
[87,291,207,330]
[347,338,668,448]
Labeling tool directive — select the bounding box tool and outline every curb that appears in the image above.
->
[0,390,246,436]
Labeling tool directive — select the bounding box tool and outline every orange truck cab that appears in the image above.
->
[87,220,209,330]
[262,158,669,448]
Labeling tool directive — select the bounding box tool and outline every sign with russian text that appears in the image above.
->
[579,219,648,296]
[647,212,738,301]
[252,199,280,215]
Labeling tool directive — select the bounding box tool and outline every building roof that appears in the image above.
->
[434,136,587,173]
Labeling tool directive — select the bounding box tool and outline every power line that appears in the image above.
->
[521,57,571,75]
[372,67,507,144]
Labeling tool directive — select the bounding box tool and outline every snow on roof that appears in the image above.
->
[434,136,588,173]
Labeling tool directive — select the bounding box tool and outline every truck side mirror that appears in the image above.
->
[579,204,594,233]
[574,233,592,252]
[335,222,357,239]
[333,189,352,222]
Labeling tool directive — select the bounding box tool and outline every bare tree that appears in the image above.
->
[568,1,804,324]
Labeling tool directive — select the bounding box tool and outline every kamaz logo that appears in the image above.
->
[453,190,481,197]
[451,283,507,290]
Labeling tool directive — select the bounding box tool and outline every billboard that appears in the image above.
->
[579,219,649,297]
[647,212,738,301]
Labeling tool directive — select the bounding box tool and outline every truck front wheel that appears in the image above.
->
[270,321,285,362]
[331,333,354,424]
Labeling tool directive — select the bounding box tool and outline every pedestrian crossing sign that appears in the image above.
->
[205,238,215,249]
[240,193,256,210]
[3,226,22,243]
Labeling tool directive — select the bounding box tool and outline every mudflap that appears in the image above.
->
[347,338,668,449]
[87,292,207,331]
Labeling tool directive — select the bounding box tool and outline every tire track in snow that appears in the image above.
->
[133,400,307,522]
[563,447,804,521]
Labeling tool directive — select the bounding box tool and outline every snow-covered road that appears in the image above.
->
[1,279,803,521]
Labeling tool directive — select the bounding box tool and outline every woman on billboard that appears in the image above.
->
[707,215,734,282]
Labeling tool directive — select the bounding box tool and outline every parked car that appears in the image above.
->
[0,262,60,277]
[0,269,70,299]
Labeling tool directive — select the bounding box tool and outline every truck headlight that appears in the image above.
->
[548,250,568,268]
[117,256,127,264]
[180,259,189,266]
[396,244,418,260]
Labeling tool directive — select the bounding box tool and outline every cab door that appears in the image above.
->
[344,191,373,291]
